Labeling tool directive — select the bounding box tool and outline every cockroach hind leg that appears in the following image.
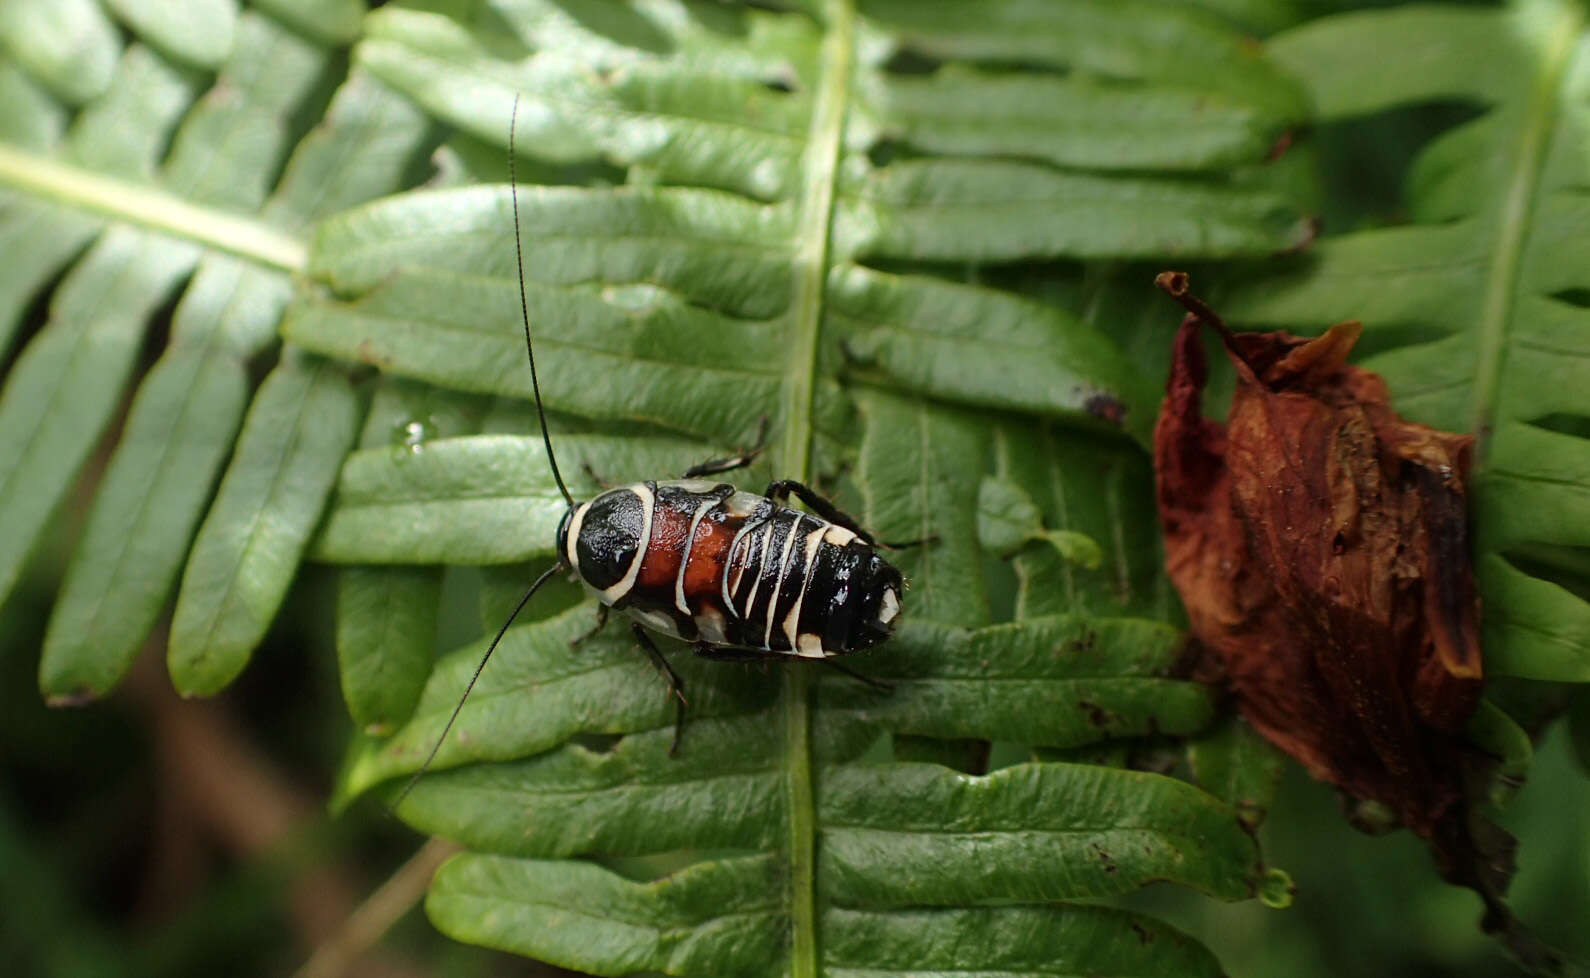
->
[680,416,772,479]
[681,450,761,480]
[668,699,686,756]
[631,623,690,755]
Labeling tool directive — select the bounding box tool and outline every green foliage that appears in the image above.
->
[1,0,1586,976]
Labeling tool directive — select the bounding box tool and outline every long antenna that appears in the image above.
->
[389,99,579,811]
[390,563,561,811]
[510,93,574,508]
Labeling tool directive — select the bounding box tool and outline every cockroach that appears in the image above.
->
[394,99,908,803]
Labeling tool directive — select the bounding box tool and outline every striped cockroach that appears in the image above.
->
[397,100,909,800]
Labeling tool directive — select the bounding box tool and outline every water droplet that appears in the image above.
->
[601,283,667,315]
[393,417,438,455]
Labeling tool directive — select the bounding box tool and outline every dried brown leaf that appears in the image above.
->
[1152,272,1559,974]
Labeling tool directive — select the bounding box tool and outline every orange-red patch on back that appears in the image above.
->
[682,516,733,607]
[636,504,689,590]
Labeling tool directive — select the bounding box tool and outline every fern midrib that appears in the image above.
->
[0,142,306,272]
[782,3,856,977]
[1469,0,1583,460]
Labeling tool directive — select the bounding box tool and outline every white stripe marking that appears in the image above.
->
[676,495,720,615]
[764,518,802,650]
[823,524,856,547]
[723,519,757,617]
[743,522,776,624]
[663,478,720,493]
[599,485,653,603]
[878,587,899,625]
[784,524,826,653]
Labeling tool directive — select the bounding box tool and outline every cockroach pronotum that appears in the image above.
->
[394,99,910,802]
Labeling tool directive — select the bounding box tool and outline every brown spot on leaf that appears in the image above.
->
[1077,700,1115,730]
[1062,629,1097,654]
[1089,842,1117,874]
[1083,392,1128,428]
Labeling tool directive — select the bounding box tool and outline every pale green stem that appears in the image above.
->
[783,2,856,977]
[0,143,306,272]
